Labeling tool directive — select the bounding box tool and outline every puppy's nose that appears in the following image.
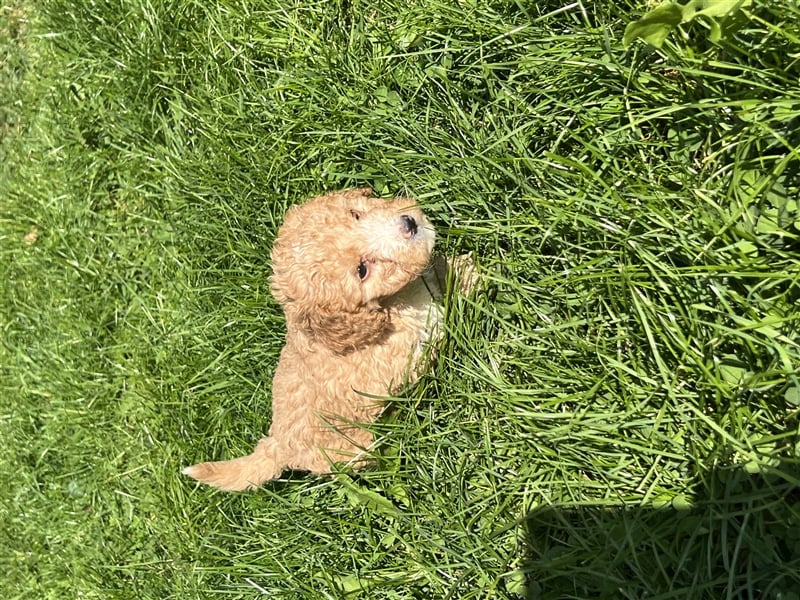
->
[400,215,418,238]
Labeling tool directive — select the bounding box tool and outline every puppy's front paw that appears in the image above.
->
[451,253,479,295]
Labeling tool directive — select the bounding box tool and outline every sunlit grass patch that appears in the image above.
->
[2,0,799,598]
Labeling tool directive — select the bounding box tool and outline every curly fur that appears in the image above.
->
[183,188,455,491]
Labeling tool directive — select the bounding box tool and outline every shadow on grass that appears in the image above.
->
[522,464,800,600]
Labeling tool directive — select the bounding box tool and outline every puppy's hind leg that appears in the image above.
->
[183,437,284,491]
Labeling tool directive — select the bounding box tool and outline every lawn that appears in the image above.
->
[2,0,799,598]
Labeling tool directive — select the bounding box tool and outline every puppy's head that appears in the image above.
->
[270,188,435,353]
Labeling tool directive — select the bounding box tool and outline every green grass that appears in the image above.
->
[2,0,800,598]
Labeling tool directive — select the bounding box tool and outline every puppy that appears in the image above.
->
[183,188,461,491]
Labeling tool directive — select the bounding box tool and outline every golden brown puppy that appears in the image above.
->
[183,188,465,491]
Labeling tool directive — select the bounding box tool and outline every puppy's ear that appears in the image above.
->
[299,304,391,354]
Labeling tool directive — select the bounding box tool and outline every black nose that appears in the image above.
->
[400,215,418,236]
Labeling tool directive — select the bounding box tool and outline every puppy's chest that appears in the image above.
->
[348,300,440,392]
[390,300,442,366]
[387,269,444,362]
[302,299,440,405]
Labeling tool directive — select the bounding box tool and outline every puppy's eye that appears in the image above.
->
[350,209,362,221]
[357,260,369,280]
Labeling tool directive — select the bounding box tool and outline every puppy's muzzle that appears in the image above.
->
[400,215,418,238]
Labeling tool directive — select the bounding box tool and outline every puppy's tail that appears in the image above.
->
[183,437,284,491]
